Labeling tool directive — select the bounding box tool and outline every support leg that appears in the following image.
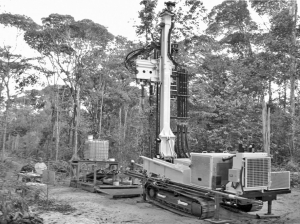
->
[93,164,97,186]
[205,194,231,224]
[213,194,221,221]
[257,200,280,219]
[266,200,272,215]
[142,179,147,201]
[76,164,80,182]
[136,178,147,204]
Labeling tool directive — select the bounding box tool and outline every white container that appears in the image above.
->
[132,178,141,185]
[84,140,109,161]
[88,135,93,140]
[113,181,119,186]
[269,171,290,190]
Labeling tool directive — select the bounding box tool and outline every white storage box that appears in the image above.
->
[269,171,290,190]
[190,153,233,189]
[84,140,109,161]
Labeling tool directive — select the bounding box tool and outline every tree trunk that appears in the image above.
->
[69,121,73,150]
[8,134,11,152]
[98,83,105,139]
[1,70,11,162]
[14,134,19,152]
[55,90,60,161]
[123,105,128,140]
[74,86,80,159]
[51,104,56,160]
[119,107,122,163]
[268,80,272,104]
[284,81,287,109]
[289,0,297,160]
[1,114,7,162]
[11,135,15,152]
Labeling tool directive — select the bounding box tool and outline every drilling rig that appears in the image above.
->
[125,1,291,220]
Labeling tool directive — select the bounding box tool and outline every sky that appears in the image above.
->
[0,0,283,96]
[0,0,241,93]
[0,0,223,42]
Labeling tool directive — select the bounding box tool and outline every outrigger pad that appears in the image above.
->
[204,218,232,224]
[256,214,280,219]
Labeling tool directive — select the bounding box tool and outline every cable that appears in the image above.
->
[240,165,244,193]
[124,42,160,74]
[167,22,180,68]
[124,47,147,73]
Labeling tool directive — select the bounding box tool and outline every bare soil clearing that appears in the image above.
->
[3,159,298,224]
[38,185,300,224]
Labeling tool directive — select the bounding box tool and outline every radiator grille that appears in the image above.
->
[245,158,270,188]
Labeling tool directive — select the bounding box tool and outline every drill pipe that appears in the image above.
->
[125,170,261,205]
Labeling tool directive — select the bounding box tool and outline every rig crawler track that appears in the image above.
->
[126,171,264,219]
[145,183,215,219]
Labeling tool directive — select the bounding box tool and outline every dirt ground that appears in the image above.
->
[37,184,300,224]
[4,159,299,224]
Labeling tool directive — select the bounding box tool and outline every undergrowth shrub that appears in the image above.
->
[0,160,75,223]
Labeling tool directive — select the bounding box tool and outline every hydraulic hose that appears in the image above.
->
[125,170,261,205]
[240,164,244,193]
[167,22,179,67]
[222,154,236,162]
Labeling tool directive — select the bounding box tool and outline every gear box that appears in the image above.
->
[135,58,159,82]
[190,153,233,189]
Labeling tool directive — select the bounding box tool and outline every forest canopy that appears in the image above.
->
[0,0,299,169]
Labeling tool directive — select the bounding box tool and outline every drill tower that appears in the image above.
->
[125,1,188,160]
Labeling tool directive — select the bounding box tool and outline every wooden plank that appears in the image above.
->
[77,182,95,192]
[112,194,141,199]
[96,185,139,189]
[95,188,143,199]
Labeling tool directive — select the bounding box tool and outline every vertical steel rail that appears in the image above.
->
[156,83,160,156]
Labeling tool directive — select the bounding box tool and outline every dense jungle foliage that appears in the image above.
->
[0,0,299,169]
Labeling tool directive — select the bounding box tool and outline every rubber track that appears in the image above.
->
[220,203,259,220]
[146,185,215,219]
[143,178,263,219]
[250,202,263,212]
[148,199,198,219]
[220,202,263,214]
[195,196,215,219]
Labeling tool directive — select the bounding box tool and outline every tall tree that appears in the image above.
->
[251,0,299,160]
[0,46,37,161]
[24,14,113,159]
[288,0,297,160]
[0,13,40,161]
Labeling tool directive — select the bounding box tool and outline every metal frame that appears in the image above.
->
[70,160,119,190]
